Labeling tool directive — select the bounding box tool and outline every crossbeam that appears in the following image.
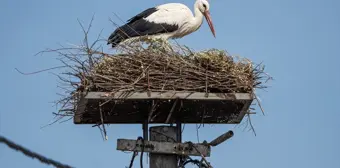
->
[117,139,211,157]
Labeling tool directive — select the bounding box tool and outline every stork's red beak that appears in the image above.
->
[203,10,216,38]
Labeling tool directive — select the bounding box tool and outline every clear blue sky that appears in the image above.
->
[1,0,339,167]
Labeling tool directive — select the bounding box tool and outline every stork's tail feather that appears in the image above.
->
[107,24,140,48]
[107,32,124,48]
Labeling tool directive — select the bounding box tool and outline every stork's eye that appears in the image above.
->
[203,4,207,9]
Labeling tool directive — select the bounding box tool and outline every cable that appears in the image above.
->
[0,135,74,168]
[179,156,209,168]
[182,158,208,168]
[128,136,144,168]
[128,151,138,168]
[140,137,144,168]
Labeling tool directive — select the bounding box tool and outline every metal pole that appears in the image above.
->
[149,126,178,168]
[143,120,148,141]
[176,122,182,143]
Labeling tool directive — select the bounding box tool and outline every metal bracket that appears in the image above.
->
[117,139,211,157]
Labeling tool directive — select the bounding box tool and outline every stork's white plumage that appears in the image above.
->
[107,0,215,47]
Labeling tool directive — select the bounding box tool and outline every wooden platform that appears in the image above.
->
[74,91,253,124]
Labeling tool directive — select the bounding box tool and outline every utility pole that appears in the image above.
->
[149,126,178,168]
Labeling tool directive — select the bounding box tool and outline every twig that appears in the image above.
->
[15,66,67,75]
[165,99,178,123]
[99,102,108,140]
[247,113,257,136]
[253,91,265,115]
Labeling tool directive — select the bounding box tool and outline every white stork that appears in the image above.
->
[107,0,215,47]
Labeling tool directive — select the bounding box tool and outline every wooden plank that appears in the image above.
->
[83,91,252,100]
[117,139,210,157]
[73,99,253,124]
[73,91,254,124]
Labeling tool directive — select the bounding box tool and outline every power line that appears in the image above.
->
[0,135,74,168]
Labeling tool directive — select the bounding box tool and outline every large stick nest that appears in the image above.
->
[36,22,271,130]
[78,39,267,94]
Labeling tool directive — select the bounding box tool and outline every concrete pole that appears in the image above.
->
[149,126,178,168]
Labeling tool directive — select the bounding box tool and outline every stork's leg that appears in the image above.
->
[158,38,172,52]
[146,36,160,50]
[162,39,171,47]
[145,36,172,52]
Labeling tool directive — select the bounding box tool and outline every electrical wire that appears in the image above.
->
[127,136,144,168]
[0,135,74,168]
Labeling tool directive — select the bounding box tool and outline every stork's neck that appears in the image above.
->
[191,1,204,29]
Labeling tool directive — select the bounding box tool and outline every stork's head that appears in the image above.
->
[197,0,215,37]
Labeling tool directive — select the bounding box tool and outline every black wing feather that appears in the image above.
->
[107,7,179,48]
[126,7,158,23]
